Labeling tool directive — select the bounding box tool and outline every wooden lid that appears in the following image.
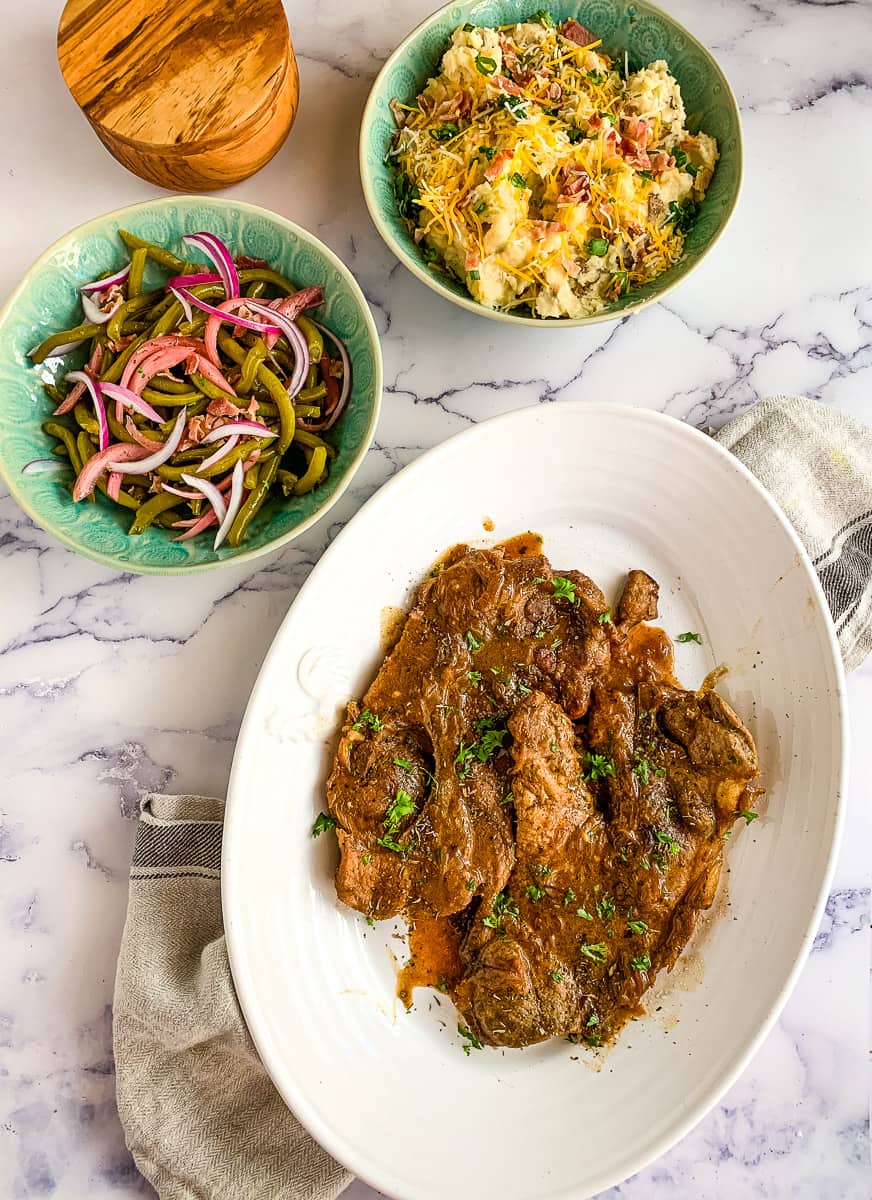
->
[58,0,297,188]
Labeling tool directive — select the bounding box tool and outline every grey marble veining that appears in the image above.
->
[1,2,870,1197]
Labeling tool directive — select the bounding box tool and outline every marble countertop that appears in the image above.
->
[1,1,870,1197]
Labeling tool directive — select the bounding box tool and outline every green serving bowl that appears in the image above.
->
[360,0,742,326]
[0,197,382,574]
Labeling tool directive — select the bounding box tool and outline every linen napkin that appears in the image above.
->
[113,792,351,1200]
[113,394,871,1200]
[715,394,872,672]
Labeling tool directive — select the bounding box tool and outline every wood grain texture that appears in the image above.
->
[58,0,298,191]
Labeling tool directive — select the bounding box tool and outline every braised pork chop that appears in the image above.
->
[325,542,759,1048]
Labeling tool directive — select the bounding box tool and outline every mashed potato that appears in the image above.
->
[389,14,718,318]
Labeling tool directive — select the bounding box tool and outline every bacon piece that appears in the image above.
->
[465,249,481,271]
[234,255,270,270]
[527,220,567,241]
[484,150,513,182]
[560,19,596,46]
[494,74,522,96]
[559,167,591,204]
[649,151,675,176]
[620,116,652,168]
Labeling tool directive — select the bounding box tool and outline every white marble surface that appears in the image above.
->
[0,1,870,1197]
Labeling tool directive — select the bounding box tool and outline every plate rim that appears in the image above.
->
[223,401,849,1199]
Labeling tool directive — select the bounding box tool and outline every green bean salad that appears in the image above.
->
[27,230,351,548]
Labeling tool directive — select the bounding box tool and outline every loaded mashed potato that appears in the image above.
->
[389,13,718,318]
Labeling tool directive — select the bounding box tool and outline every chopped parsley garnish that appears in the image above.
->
[362,854,372,864]
[455,742,476,779]
[671,147,699,176]
[567,126,585,143]
[577,906,593,921]
[595,895,616,920]
[551,576,577,603]
[525,883,546,901]
[465,630,484,653]
[489,666,503,675]
[633,758,650,785]
[384,788,415,832]
[598,609,612,624]
[393,756,412,770]
[393,171,420,221]
[564,888,576,905]
[630,954,651,972]
[501,790,514,806]
[377,834,404,853]
[580,942,608,963]
[532,864,553,877]
[532,576,546,584]
[586,1012,600,1027]
[737,809,759,825]
[637,169,653,181]
[584,752,616,782]
[430,122,460,142]
[467,670,482,685]
[478,144,496,161]
[667,198,699,233]
[467,878,476,891]
[588,237,609,257]
[587,70,605,83]
[469,269,481,281]
[654,829,680,856]
[353,708,382,732]
[458,1023,482,1055]
[510,171,527,188]
[723,829,732,840]
[676,631,703,644]
[311,812,336,838]
[500,94,528,119]
[533,8,555,26]
[483,891,520,930]
[517,682,532,695]
[462,21,475,31]
[550,969,564,983]
[475,53,497,76]
[421,245,440,266]
[473,199,487,215]
[366,915,375,927]
[626,917,648,935]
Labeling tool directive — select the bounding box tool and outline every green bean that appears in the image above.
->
[245,280,268,299]
[119,230,191,274]
[238,338,267,394]
[43,420,83,475]
[229,457,279,547]
[217,330,246,366]
[51,444,70,458]
[43,382,66,407]
[128,492,184,535]
[128,247,148,298]
[156,437,271,480]
[150,283,225,336]
[73,402,100,438]
[190,371,236,403]
[243,462,261,489]
[297,383,327,404]
[95,475,140,510]
[101,333,148,384]
[296,315,324,364]
[295,404,321,418]
[141,387,201,410]
[238,267,297,293]
[277,468,298,496]
[173,444,215,464]
[107,290,161,342]
[293,428,332,454]
[146,376,196,395]
[106,405,136,445]
[256,364,294,453]
[305,364,319,390]
[30,322,101,364]
[294,446,328,495]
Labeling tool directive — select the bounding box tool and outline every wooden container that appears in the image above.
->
[58,0,299,192]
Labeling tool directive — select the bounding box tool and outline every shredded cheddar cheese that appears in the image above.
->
[388,15,718,318]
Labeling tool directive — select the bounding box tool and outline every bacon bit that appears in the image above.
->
[234,255,270,270]
[548,81,562,101]
[109,334,136,353]
[528,220,567,241]
[649,151,674,176]
[560,18,596,46]
[494,74,522,96]
[560,167,591,204]
[124,418,163,450]
[561,257,581,279]
[206,396,240,421]
[592,199,615,228]
[484,149,513,181]
[465,249,481,271]
[620,116,652,168]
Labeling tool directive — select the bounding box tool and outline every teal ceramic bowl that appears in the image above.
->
[0,197,382,574]
[360,0,743,326]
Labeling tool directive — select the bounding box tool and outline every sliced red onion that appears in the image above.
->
[201,420,274,443]
[101,382,164,424]
[180,471,227,525]
[107,409,186,475]
[80,264,131,294]
[81,291,121,326]
[22,458,68,476]
[198,434,239,473]
[166,272,222,289]
[170,287,280,335]
[66,370,109,451]
[107,473,122,501]
[174,289,194,323]
[73,442,154,501]
[303,321,352,430]
[213,460,245,550]
[186,353,238,397]
[182,233,240,299]
[124,417,163,449]
[161,483,204,500]
[120,334,216,388]
[172,509,219,542]
[245,300,310,397]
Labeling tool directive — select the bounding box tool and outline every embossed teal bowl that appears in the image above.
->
[360,0,742,326]
[0,197,382,574]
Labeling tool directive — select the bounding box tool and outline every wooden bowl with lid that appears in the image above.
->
[58,0,299,191]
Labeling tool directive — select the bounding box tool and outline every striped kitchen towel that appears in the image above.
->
[113,793,351,1200]
[716,395,872,672]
